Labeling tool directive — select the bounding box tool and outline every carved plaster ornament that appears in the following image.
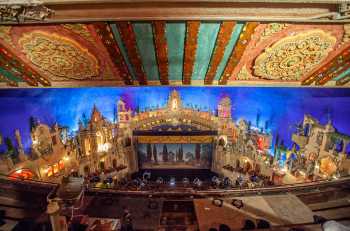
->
[0,0,53,23]
[19,31,100,80]
[0,26,14,47]
[236,65,253,80]
[343,24,350,44]
[253,29,336,81]
[260,23,288,42]
[63,24,95,43]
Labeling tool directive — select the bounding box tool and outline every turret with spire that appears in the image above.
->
[168,90,182,111]
[15,129,27,162]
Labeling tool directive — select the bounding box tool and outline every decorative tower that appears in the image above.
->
[218,96,232,120]
[15,129,27,162]
[321,119,335,153]
[168,90,182,111]
[217,96,234,140]
[117,99,132,128]
[91,105,102,125]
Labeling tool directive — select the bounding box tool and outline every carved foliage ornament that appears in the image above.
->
[19,31,99,80]
[63,24,95,43]
[237,65,253,80]
[260,23,288,41]
[253,30,336,81]
[0,25,15,48]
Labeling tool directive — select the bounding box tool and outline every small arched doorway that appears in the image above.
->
[235,159,240,169]
[112,159,117,169]
[99,161,105,171]
[83,166,90,176]
[240,157,252,173]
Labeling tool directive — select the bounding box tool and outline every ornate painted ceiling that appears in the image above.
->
[0,21,350,87]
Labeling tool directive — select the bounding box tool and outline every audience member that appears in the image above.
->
[256,219,270,229]
[219,224,231,231]
[241,219,256,230]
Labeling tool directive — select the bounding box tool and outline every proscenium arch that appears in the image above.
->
[131,111,218,131]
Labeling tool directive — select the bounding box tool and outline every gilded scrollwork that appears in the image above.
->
[260,23,288,41]
[0,26,14,47]
[253,30,336,81]
[63,24,95,43]
[236,65,253,81]
[343,24,350,44]
[19,31,99,80]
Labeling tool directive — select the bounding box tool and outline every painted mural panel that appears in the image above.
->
[137,143,213,169]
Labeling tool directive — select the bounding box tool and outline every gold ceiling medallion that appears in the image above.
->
[0,1,53,23]
[253,30,336,81]
[19,31,99,80]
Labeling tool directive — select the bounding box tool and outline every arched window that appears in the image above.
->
[304,124,311,136]
[99,161,105,171]
[96,131,103,145]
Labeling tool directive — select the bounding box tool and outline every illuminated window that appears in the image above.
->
[47,167,53,177]
[172,99,178,110]
[84,139,91,155]
[53,164,59,174]
[96,131,103,145]
[59,160,64,170]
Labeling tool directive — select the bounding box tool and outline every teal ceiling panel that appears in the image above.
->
[334,67,350,81]
[110,23,137,80]
[214,22,245,81]
[0,67,21,82]
[191,22,221,80]
[133,22,160,81]
[166,22,186,81]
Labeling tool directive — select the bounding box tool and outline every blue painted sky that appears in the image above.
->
[1,87,350,153]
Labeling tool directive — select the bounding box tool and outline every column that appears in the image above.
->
[342,140,349,154]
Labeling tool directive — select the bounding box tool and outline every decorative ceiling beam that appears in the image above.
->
[153,21,169,85]
[218,22,258,85]
[93,22,133,85]
[336,74,350,86]
[183,21,200,85]
[2,1,348,24]
[316,61,350,85]
[0,45,51,86]
[204,21,236,85]
[302,43,350,85]
[116,22,148,85]
[0,71,18,87]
